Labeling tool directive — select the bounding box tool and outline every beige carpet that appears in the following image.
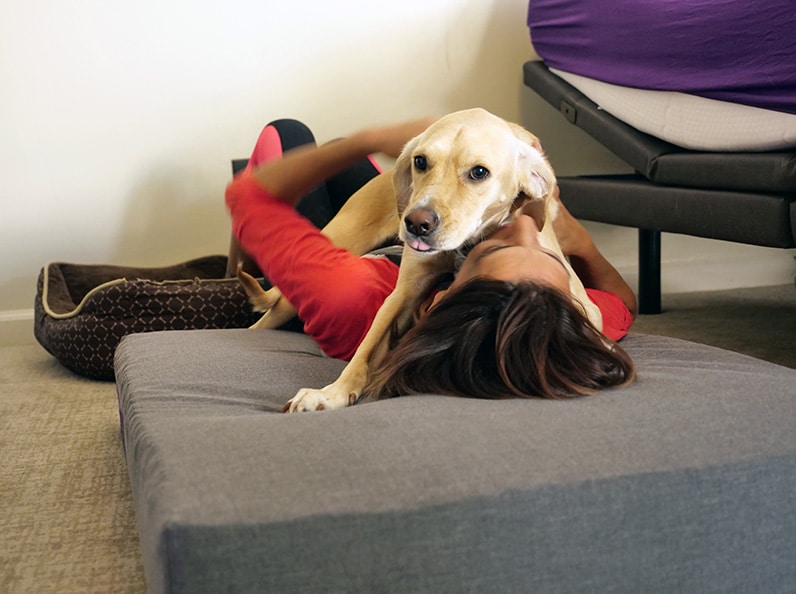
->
[1,284,794,593]
[0,348,145,593]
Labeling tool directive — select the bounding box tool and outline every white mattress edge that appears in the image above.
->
[551,68,796,152]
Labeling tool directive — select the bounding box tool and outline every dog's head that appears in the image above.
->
[392,108,555,253]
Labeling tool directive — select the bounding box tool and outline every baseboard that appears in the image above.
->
[591,225,796,295]
[617,256,795,296]
[0,309,35,347]
[661,253,794,294]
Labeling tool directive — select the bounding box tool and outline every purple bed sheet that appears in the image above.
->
[527,0,796,115]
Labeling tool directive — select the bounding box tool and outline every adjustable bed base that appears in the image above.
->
[522,61,796,313]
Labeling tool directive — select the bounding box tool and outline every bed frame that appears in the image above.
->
[522,61,796,313]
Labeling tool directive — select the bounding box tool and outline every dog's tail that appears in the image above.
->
[236,266,282,312]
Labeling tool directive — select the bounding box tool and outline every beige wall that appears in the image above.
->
[2,0,793,337]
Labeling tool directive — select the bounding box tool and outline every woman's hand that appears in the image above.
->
[359,116,438,158]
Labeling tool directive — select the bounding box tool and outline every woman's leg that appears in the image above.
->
[325,154,382,214]
[227,119,335,277]
[251,119,337,229]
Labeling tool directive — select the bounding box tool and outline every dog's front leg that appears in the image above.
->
[283,252,447,413]
[283,287,408,412]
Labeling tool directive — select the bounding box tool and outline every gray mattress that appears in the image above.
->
[115,329,796,593]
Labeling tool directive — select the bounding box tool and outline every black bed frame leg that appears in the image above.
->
[638,229,662,315]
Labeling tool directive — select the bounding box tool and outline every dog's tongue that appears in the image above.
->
[407,239,433,252]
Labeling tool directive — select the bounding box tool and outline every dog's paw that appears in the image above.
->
[249,287,283,314]
[282,386,358,413]
[249,301,297,330]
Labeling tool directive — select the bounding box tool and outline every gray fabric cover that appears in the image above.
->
[115,329,796,593]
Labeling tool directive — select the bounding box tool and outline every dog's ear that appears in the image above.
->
[392,134,421,214]
[509,123,556,202]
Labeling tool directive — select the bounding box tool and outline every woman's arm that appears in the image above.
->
[527,138,636,318]
[250,118,436,206]
[551,186,638,318]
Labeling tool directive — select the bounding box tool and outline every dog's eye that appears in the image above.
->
[414,155,428,171]
[469,165,489,181]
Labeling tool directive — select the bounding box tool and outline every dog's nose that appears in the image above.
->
[404,208,439,237]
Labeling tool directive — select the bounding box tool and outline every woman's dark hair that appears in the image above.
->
[363,278,635,400]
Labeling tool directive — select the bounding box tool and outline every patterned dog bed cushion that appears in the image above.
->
[34,256,261,380]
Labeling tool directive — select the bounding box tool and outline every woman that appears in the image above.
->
[226,117,636,401]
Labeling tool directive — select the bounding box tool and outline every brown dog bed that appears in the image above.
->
[34,256,262,380]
